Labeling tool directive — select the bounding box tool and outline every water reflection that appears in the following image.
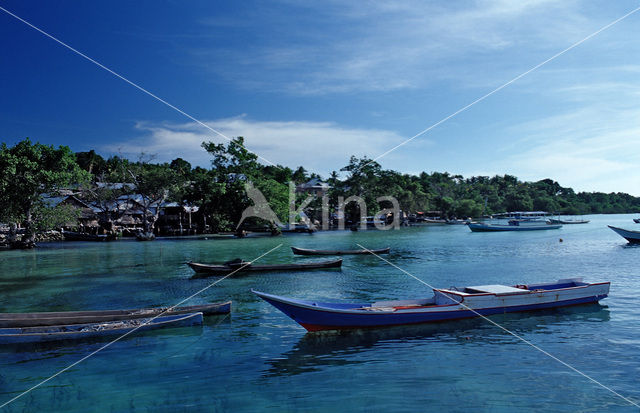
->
[0,322,218,357]
[263,304,610,377]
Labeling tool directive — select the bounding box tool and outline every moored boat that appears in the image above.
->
[0,313,204,344]
[279,223,315,233]
[608,225,640,243]
[291,246,390,256]
[0,301,231,328]
[468,221,562,232]
[445,219,471,225]
[188,259,342,277]
[633,218,640,224]
[548,218,590,225]
[253,278,609,332]
[360,216,387,228]
[423,218,448,224]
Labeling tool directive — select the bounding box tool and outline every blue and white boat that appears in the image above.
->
[608,225,640,243]
[253,278,609,332]
[469,220,562,232]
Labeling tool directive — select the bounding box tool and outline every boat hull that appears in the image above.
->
[189,259,342,276]
[469,223,562,232]
[548,219,589,224]
[0,301,231,328]
[253,282,609,332]
[423,219,448,224]
[608,225,640,243]
[0,313,203,344]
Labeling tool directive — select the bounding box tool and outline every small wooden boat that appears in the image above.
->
[279,223,315,234]
[423,218,448,224]
[188,259,342,277]
[0,313,203,344]
[469,221,562,232]
[63,231,117,242]
[0,302,231,328]
[548,218,590,225]
[445,219,471,225]
[608,225,640,243]
[291,246,390,256]
[253,278,610,332]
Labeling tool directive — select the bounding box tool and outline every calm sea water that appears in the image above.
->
[1,214,639,412]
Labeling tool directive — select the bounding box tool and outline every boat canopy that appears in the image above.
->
[463,285,528,294]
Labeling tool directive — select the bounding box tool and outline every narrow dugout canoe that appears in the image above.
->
[0,313,204,344]
[468,222,562,232]
[0,301,231,328]
[548,218,590,224]
[291,246,390,256]
[188,259,342,277]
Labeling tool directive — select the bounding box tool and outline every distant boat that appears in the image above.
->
[188,259,342,277]
[0,301,231,328]
[62,231,117,242]
[0,313,203,344]
[469,221,562,232]
[361,216,387,228]
[608,225,640,243]
[633,219,640,224]
[423,218,448,224]
[291,246,390,256]
[253,278,609,332]
[278,223,315,233]
[445,219,471,225]
[548,218,590,225]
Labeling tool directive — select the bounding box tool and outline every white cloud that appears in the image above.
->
[496,105,640,195]
[101,116,419,175]
[193,0,610,94]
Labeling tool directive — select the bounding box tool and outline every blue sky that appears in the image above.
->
[1,1,640,194]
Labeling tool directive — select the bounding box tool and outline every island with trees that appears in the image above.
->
[1,137,639,248]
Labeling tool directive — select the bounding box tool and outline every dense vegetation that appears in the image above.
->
[1,137,639,246]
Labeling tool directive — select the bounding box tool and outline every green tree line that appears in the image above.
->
[1,138,639,247]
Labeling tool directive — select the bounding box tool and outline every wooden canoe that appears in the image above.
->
[548,218,590,224]
[291,246,390,256]
[468,222,562,232]
[188,259,342,277]
[0,313,204,344]
[253,278,610,332]
[0,301,231,328]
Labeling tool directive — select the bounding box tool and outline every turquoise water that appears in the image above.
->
[1,214,639,412]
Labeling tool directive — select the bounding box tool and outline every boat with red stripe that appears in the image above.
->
[253,278,610,332]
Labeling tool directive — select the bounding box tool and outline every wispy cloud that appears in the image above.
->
[495,102,640,194]
[191,0,613,94]
[102,116,416,175]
